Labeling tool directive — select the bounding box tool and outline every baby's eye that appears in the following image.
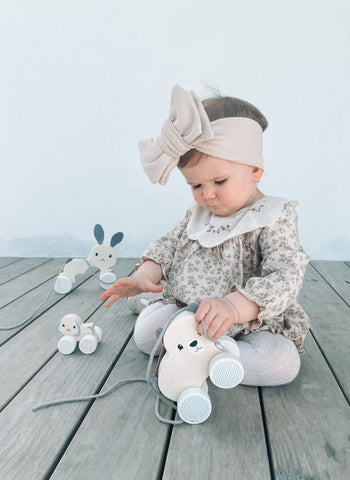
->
[191,184,201,190]
[215,179,226,185]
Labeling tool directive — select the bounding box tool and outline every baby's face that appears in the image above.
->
[180,153,263,216]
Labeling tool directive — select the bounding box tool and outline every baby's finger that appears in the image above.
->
[104,295,120,308]
[148,284,164,294]
[100,290,112,301]
[99,284,118,301]
[212,321,229,339]
[195,300,211,323]
[207,316,226,338]
[203,310,221,337]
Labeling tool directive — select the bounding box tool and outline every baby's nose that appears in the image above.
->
[203,186,216,200]
[190,340,198,347]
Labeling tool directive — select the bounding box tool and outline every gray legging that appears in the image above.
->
[133,303,300,387]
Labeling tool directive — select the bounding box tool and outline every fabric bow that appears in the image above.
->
[139,85,213,185]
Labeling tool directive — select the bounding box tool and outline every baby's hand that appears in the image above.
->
[195,297,239,339]
[100,276,163,308]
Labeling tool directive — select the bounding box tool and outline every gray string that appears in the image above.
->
[0,258,104,331]
[32,378,147,412]
[33,306,188,424]
[0,259,69,331]
[33,305,224,426]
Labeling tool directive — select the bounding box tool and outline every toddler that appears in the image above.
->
[100,84,310,387]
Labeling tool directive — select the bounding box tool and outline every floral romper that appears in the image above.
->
[141,196,310,353]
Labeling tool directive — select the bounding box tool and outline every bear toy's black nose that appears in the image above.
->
[190,340,198,347]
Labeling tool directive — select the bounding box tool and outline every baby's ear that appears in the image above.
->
[252,167,263,183]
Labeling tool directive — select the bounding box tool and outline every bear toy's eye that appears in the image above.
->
[95,252,99,256]
[73,325,76,329]
[177,344,183,351]
[62,324,65,328]
[109,254,112,258]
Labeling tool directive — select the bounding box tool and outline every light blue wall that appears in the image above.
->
[1,0,349,260]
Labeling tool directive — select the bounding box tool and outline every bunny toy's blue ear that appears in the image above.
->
[94,224,104,245]
[110,232,124,247]
[56,322,62,335]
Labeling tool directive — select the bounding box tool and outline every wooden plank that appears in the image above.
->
[262,333,350,479]
[0,258,65,309]
[0,296,139,479]
[0,257,22,269]
[0,259,135,408]
[311,261,350,305]
[0,258,133,344]
[0,267,93,345]
[162,385,271,480]
[50,341,172,480]
[298,265,350,401]
[0,257,52,285]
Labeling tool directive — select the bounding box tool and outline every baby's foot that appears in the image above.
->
[127,291,163,314]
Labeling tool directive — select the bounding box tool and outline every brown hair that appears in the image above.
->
[178,95,268,168]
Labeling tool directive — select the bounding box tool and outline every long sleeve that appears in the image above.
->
[236,203,309,321]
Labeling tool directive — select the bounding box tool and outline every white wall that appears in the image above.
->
[1,0,349,260]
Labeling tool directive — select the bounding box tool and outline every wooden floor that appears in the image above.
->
[0,258,349,480]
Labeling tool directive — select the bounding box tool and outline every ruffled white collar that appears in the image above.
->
[187,195,295,247]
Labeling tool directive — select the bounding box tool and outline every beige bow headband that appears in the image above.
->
[139,84,264,185]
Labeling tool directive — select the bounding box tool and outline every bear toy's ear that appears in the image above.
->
[186,303,199,314]
[162,310,203,350]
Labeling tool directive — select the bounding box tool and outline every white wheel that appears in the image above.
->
[218,335,240,357]
[177,387,212,424]
[99,271,117,290]
[94,326,103,342]
[57,336,77,355]
[209,353,244,389]
[79,335,98,354]
[54,274,73,295]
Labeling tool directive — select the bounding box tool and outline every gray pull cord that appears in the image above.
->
[0,281,57,331]
[0,259,104,331]
[33,304,222,426]
[155,397,183,425]
[33,378,147,412]
[0,259,69,331]
[33,306,187,423]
